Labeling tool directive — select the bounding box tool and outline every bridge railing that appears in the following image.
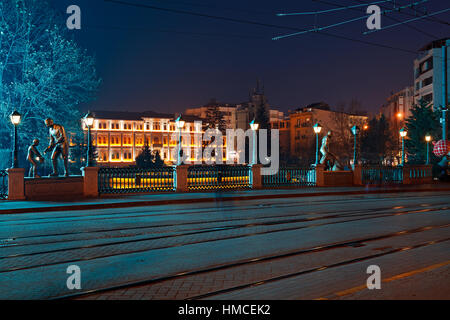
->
[0,170,7,200]
[407,165,433,181]
[361,166,403,185]
[98,167,175,194]
[187,165,251,191]
[263,167,316,187]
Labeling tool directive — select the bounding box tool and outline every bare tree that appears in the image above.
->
[0,0,101,168]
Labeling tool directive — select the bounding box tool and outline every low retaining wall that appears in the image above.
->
[323,171,354,187]
[24,177,84,200]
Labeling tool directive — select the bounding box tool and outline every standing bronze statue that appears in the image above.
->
[43,118,69,177]
[27,139,44,178]
[319,131,343,171]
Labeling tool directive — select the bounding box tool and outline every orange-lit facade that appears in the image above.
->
[82,111,227,166]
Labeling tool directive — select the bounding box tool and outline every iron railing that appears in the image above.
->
[98,167,175,194]
[361,166,403,185]
[263,167,316,187]
[188,165,251,191]
[0,170,7,200]
[408,165,432,181]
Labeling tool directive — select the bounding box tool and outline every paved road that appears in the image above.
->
[0,191,449,300]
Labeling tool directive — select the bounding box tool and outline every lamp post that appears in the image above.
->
[175,115,185,165]
[250,119,259,165]
[442,106,447,141]
[425,135,432,165]
[10,110,22,169]
[399,127,407,166]
[83,111,95,167]
[351,125,360,169]
[313,123,322,165]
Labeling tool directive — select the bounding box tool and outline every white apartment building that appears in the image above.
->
[414,38,450,108]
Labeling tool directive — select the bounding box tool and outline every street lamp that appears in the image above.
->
[442,106,448,141]
[250,119,259,165]
[83,111,95,167]
[399,127,407,166]
[313,123,322,165]
[175,115,185,165]
[351,125,360,169]
[425,135,432,165]
[10,110,22,168]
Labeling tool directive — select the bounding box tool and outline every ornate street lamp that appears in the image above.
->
[399,127,407,166]
[10,110,22,168]
[351,125,360,169]
[250,119,259,165]
[83,111,95,167]
[425,135,432,165]
[175,115,185,165]
[313,123,322,165]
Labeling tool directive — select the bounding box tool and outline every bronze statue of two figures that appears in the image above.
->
[27,118,69,178]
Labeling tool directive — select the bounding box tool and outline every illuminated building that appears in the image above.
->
[82,111,211,166]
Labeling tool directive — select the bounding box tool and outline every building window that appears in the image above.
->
[423,93,433,103]
[423,77,433,87]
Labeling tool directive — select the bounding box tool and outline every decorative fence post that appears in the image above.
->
[353,164,363,186]
[251,164,263,189]
[315,164,325,187]
[82,167,100,198]
[402,165,412,185]
[175,165,190,192]
[7,168,25,200]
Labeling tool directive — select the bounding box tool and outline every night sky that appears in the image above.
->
[49,0,450,115]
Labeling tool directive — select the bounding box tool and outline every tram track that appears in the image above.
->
[1,198,447,248]
[0,192,445,225]
[64,230,450,300]
[0,205,448,275]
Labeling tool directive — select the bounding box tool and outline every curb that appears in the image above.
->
[1,186,450,215]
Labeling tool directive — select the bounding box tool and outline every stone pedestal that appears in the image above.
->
[353,164,363,186]
[315,164,325,187]
[24,176,84,200]
[251,164,263,189]
[82,167,100,198]
[175,165,190,192]
[7,168,25,200]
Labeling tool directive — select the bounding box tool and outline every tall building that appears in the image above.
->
[289,103,368,161]
[185,99,237,129]
[414,38,450,108]
[82,110,207,166]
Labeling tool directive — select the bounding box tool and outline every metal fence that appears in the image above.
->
[98,167,175,194]
[188,165,251,191]
[361,166,403,185]
[408,166,432,181]
[0,170,7,200]
[263,167,316,187]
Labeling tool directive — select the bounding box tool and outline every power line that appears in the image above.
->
[277,0,393,16]
[141,0,274,16]
[351,0,450,27]
[102,0,419,54]
[317,0,436,38]
[364,6,450,35]
[84,24,267,40]
[273,0,428,40]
